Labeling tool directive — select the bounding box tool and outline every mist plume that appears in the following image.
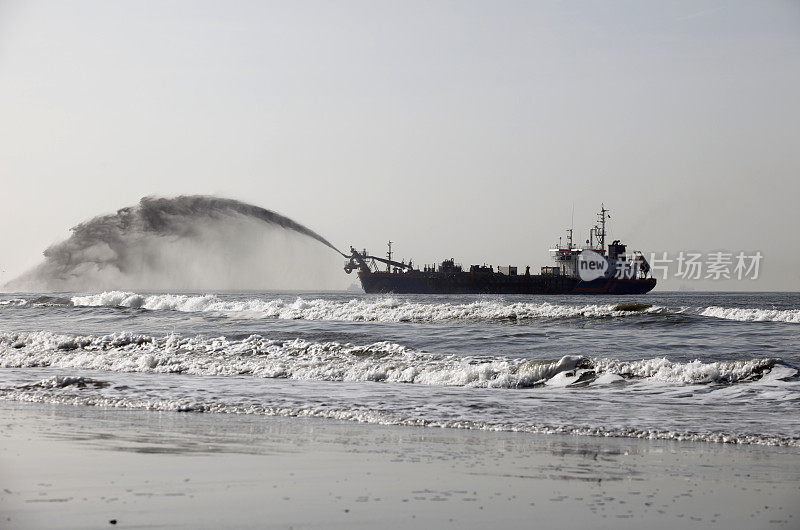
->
[6,195,348,292]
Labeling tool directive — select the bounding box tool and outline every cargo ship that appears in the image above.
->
[343,205,656,295]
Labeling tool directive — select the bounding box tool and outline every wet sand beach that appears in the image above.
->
[1,400,798,529]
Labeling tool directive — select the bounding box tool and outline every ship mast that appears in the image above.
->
[595,204,610,250]
[566,202,574,250]
[386,240,392,272]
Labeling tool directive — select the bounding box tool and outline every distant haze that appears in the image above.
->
[0,1,798,291]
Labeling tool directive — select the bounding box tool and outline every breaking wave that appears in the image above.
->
[0,330,789,388]
[68,291,664,322]
[699,306,800,324]
[22,375,109,389]
[57,291,800,324]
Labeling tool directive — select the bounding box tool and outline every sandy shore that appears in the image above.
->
[1,400,798,529]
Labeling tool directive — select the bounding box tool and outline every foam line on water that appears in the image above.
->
[60,291,800,324]
[0,330,785,388]
[2,375,797,447]
[68,291,666,321]
[699,306,800,323]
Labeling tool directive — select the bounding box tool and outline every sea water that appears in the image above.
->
[1,291,798,446]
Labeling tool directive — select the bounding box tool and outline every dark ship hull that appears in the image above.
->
[346,205,657,295]
[358,271,656,295]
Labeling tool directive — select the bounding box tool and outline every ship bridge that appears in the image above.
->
[550,205,651,280]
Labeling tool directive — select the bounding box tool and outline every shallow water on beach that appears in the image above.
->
[1,290,799,446]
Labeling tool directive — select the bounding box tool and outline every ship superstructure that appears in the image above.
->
[344,205,655,295]
[548,205,651,282]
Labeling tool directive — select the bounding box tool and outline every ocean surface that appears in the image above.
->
[1,290,798,446]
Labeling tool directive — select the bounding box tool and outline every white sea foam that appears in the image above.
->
[0,330,785,388]
[62,291,800,324]
[0,298,28,306]
[2,330,796,447]
[24,375,108,389]
[699,306,800,324]
[592,357,776,384]
[69,291,664,322]
[0,330,586,388]
[2,379,797,447]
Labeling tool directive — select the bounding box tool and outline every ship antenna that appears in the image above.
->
[596,204,610,250]
[571,203,574,249]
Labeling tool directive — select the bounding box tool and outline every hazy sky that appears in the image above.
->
[1,0,798,290]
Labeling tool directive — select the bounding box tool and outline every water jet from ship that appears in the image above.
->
[5,195,348,292]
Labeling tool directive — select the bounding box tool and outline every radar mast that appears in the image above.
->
[595,204,610,250]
